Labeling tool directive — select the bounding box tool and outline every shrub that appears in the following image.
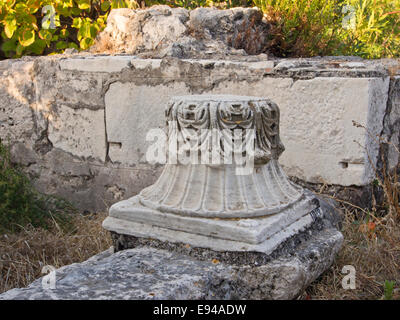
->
[338,0,400,59]
[253,0,400,58]
[0,140,73,234]
[253,0,341,57]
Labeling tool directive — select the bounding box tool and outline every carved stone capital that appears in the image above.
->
[165,95,285,165]
[139,95,302,218]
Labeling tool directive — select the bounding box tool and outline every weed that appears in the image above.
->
[0,140,73,234]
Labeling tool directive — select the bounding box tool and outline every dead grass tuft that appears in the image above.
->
[303,204,400,300]
[304,125,400,300]
[89,33,115,54]
[0,212,112,294]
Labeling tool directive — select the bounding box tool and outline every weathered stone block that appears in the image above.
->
[212,76,389,185]
[48,105,106,161]
[55,71,104,110]
[0,60,36,144]
[105,81,189,164]
[59,56,131,73]
[104,69,390,186]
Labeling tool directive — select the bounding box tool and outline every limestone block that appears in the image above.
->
[91,6,188,56]
[104,71,389,186]
[59,56,131,73]
[212,77,390,185]
[140,9,187,52]
[55,71,104,109]
[48,105,106,161]
[386,76,400,170]
[130,58,162,70]
[0,61,36,143]
[31,148,162,212]
[105,81,189,164]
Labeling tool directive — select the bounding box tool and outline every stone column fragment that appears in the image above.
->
[103,95,328,254]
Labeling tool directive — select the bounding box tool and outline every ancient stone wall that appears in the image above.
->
[1,54,399,212]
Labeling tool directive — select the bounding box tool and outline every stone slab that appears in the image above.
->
[106,193,316,245]
[59,56,132,73]
[103,213,314,254]
[48,105,107,161]
[0,194,343,300]
[105,81,189,164]
[0,60,36,144]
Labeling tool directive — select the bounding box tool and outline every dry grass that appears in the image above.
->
[304,145,400,300]
[304,206,400,300]
[0,212,112,294]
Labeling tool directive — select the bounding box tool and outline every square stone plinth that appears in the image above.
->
[102,193,319,255]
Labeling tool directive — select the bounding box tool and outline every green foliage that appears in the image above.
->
[0,140,74,234]
[338,0,400,58]
[253,0,400,58]
[253,0,341,57]
[384,280,395,300]
[0,0,138,58]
